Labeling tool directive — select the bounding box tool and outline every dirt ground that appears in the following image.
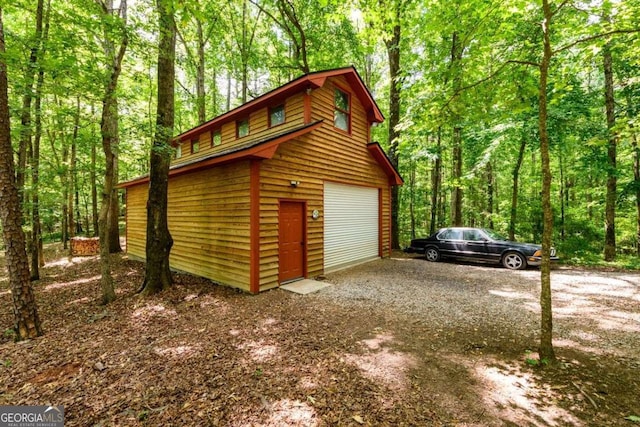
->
[0,245,639,426]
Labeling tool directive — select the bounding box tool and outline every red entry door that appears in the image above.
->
[279,202,305,283]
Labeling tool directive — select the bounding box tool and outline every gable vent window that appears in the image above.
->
[212,130,221,146]
[237,119,249,138]
[334,88,350,132]
[269,104,285,127]
[191,139,199,154]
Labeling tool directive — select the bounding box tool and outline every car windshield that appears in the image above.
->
[482,229,507,241]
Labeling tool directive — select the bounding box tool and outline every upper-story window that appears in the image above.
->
[334,88,350,132]
[269,105,285,127]
[212,130,221,147]
[237,118,249,138]
[174,143,182,159]
[191,139,199,154]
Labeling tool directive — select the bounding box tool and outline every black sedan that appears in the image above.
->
[405,227,558,270]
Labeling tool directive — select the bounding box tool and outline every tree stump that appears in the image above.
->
[70,237,100,256]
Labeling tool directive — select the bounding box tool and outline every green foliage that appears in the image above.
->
[1,0,639,265]
[524,350,550,368]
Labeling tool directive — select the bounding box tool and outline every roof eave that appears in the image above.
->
[367,142,403,186]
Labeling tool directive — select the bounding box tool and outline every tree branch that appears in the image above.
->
[550,0,571,18]
[554,28,640,55]
[441,59,539,112]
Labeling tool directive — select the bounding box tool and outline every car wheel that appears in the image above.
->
[502,252,527,270]
[425,247,440,262]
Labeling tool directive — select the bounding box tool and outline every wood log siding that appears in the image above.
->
[126,161,253,291]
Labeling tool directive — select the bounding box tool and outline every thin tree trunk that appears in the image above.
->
[409,162,415,240]
[16,0,45,211]
[140,0,175,295]
[68,97,79,240]
[486,161,494,229]
[98,0,128,304]
[61,138,68,248]
[226,68,231,111]
[0,9,42,340]
[603,39,617,261]
[538,0,555,363]
[559,145,565,240]
[91,109,99,236]
[75,189,82,234]
[212,68,218,117]
[109,152,122,253]
[452,125,463,226]
[385,19,401,249]
[196,19,206,123]
[509,133,526,240]
[430,127,442,235]
[450,32,464,227]
[634,130,640,256]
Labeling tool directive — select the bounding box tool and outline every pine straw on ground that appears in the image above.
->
[0,247,639,426]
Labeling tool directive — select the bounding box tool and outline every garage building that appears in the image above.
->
[119,66,402,293]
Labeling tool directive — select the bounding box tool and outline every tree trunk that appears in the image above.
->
[385,20,401,249]
[109,153,122,253]
[91,112,99,236]
[452,126,463,226]
[16,0,45,212]
[98,0,128,304]
[68,97,79,240]
[509,133,526,240]
[0,9,42,340]
[634,131,640,256]
[211,67,218,117]
[538,0,555,363]
[450,31,464,227]
[486,161,494,229]
[603,39,616,261]
[196,19,206,123]
[409,162,415,240]
[559,145,566,240]
[30,0,50,277]
[430,127,442,235]
[226,68,231,111]
[140,0,175,295]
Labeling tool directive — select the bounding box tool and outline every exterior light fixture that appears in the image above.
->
[290,180,300,187]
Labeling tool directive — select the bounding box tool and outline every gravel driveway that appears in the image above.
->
[316,254,640,363]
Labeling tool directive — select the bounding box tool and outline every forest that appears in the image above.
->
[1,0,639,271]
[1,1,640,423]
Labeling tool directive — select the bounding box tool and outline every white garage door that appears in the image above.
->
[324,182,379,272]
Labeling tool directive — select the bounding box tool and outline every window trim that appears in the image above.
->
[236,118,249,138]
[268,104,285,128]
[333,86,351,133]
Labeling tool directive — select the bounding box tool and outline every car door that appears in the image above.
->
[462,229,490,260]
[437,228,463,257]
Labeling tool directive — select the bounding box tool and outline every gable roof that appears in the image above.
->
[176,66,384,143]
